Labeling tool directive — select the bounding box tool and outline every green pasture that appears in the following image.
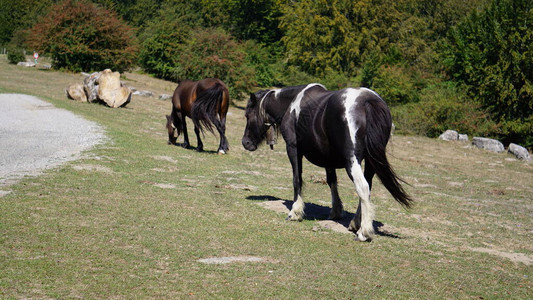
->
[0,56,531,298]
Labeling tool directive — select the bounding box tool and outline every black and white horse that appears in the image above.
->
[242,84,412,241]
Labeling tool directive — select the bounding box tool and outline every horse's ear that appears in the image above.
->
[250,92,257,102]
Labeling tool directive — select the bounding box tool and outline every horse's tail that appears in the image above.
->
[191,83,224,134]
[364,96,413,208]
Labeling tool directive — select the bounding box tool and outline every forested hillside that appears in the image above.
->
[1,0,531,148]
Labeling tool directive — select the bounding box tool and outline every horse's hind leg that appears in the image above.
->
[346,157,374,241]
[326,168,343,220]
[213,116,229,154]
[194,126,203,152]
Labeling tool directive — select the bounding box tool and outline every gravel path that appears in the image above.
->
[0,94,106,189]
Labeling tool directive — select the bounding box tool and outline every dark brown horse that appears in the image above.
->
[166,78,230,154]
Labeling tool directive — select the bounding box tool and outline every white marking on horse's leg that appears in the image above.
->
[349,159,374,241]
[217,149,226,155]
[288,195,305,221]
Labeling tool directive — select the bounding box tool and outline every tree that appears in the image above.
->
[442,0,533,147]
[0,0,55,45]
[201,0,283,44]
[92,0,164,30]
[280,0,359,76]
[173,28,256,99]
[24,0,137,72]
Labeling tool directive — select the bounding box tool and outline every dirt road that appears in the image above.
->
[0,94,105,190]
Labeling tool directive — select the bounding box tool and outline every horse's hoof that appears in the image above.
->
[218,150,226,155]
[355,231,372,242]
[328,211,343,220]
[356,234,367,242]
[196,148,203,152]
[286,213,303,222]
[348,221,357,233]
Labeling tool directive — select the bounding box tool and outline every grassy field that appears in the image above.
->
[0,56,531,299]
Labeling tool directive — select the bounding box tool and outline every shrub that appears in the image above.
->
[243,40,281,88]
[372,64,420,106]
[7,47,25,64]
[172,28,256,100]
[273,65,316,87]
[24,0,137,72]
[138,19,183,81]
[391,82,500,138]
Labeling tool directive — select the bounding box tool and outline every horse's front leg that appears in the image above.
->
[346,157,374,242]
[326,168,343,220]
[286,145,304,221]
[181,114,191,149]
[194,126,203,152]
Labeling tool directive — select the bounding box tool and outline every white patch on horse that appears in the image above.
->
[259,90,275,124]
[361,87,381,99]
[273,88,281,98]
[342,88,363,146]
[288,194,305,221]
[349,156,374,241]
[290,83,325,121]
[343,88,375,241]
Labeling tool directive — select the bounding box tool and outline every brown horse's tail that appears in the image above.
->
[191,83,225,134]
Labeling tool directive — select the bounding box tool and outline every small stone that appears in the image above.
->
[458,134,469,142]
[439,130,458,141]
[159,94,172,100]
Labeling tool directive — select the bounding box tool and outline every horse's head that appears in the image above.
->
[166,115,177,145]
[242,90,275,151]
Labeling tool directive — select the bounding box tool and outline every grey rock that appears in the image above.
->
[472,137,505,153]
[508,143,531,161]
[159,94,172,100]
[83,72,101,102]
[133,90,153,97]
[458,134,469,142]
[439,130,458,141]
[17,61,35,67]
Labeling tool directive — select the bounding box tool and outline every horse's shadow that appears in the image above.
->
[246,195,400,239]
[171,142,219,154]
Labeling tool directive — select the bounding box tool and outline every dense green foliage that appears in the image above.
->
[6,47,26,64]
[201,0,283,44]
[392,82,499,137]
[172,28,256,99]
[0,0,55,46]
[442,0,533,146]
[24,0,137,72]
[136,1,257,98]
[1,0,531,148]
